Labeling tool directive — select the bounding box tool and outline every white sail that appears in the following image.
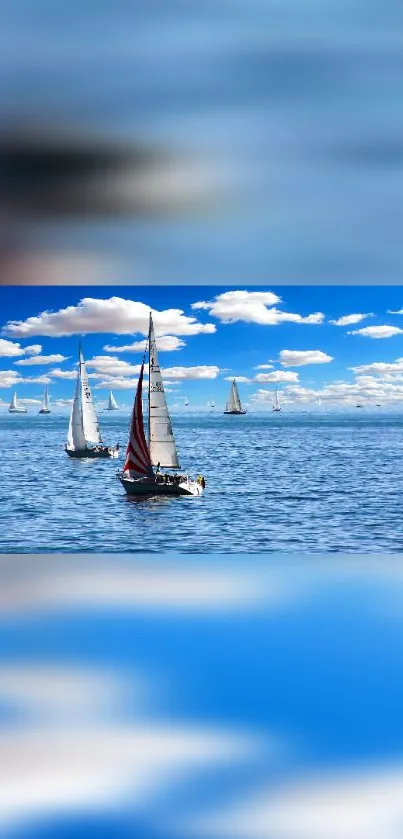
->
[42,385,50,411]
[226,380,242,413]
[108,390,119,410]
[9,391,27,412]
[273,389,280,411]
[148,314,180,468]
[79,346,102,444]
[67,374,87,450]
[184,398,189,407]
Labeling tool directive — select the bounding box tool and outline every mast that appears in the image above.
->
[148,312,180,468]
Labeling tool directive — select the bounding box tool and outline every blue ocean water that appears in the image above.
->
[1,411,403,553]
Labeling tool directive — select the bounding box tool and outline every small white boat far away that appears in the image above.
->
[105,390,119,411]
[224,380,246,415]
[117,313,205,497]
[39,385,51,414]
[272,389,281,412]
[65,344,119,459]
[8,392,27,413]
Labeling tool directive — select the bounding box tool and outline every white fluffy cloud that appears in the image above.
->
[254,364,274,370]
[25,345,42,355]
[49,369,79,380]
[103,336,186,353]
[350,358,403,376]
[0,339,26,358]
[224,376,251,383]
[191,290,324,326]
[3,298,215,338]
[0,370,20,388]
[330,313,371,326]
[86,356,143,377]
[21,376,52,385]
[15,354,69,367]
[0,340,42,358]
[162,365,220,380]
[348,325,403,339]
[279,350,333,367]
[94,377,140,390]
[254,371,299,383]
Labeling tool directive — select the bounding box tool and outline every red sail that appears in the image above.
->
[123,362,153,478]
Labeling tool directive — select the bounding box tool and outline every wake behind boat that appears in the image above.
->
[224,380,246,414]
[65,344,119,459]
[117,314,205,497]
[8,392,27,413]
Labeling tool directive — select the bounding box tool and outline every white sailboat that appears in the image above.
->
[184,397,189,407]
[39,385,51,414]
[272,389,281,412]
[118,313,205,497]
[65,344,119,459]
[8,392,27,414]
[105,390,119,411]
[224,380,246,415]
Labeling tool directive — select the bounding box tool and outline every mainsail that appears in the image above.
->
[42,385,50,411]
[273,389,280,411]
[79,346,102,444]
[148,314,180,468]
[123,362,153,478]
[226,380,242,413]
[10,392,18,410]
[66,345,102,450]
[67,375,87,450]
[108,391,119,410]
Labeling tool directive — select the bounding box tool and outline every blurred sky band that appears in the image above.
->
[1,0,402,284]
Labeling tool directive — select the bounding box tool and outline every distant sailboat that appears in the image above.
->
[65,344,119,458]
[224,380,246,415]
[39,385,51,414]
[210,399,215,409]
[184,398,189,407]
[118,313,204,496]
[105,390,119,411]
[8,392,27,414]
[272,389,281,412]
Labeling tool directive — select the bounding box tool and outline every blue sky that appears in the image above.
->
[2,286,403,410]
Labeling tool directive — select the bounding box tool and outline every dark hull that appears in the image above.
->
[39,409,51,414]
[65,446,119,459]
[118,474,202,497]
[223,410,247,415]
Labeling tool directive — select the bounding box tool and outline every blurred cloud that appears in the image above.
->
[183,764,403,839]
[1,0,403,282]
[0,558,292,617]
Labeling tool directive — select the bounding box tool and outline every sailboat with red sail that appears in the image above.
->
[117,313,205,496]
